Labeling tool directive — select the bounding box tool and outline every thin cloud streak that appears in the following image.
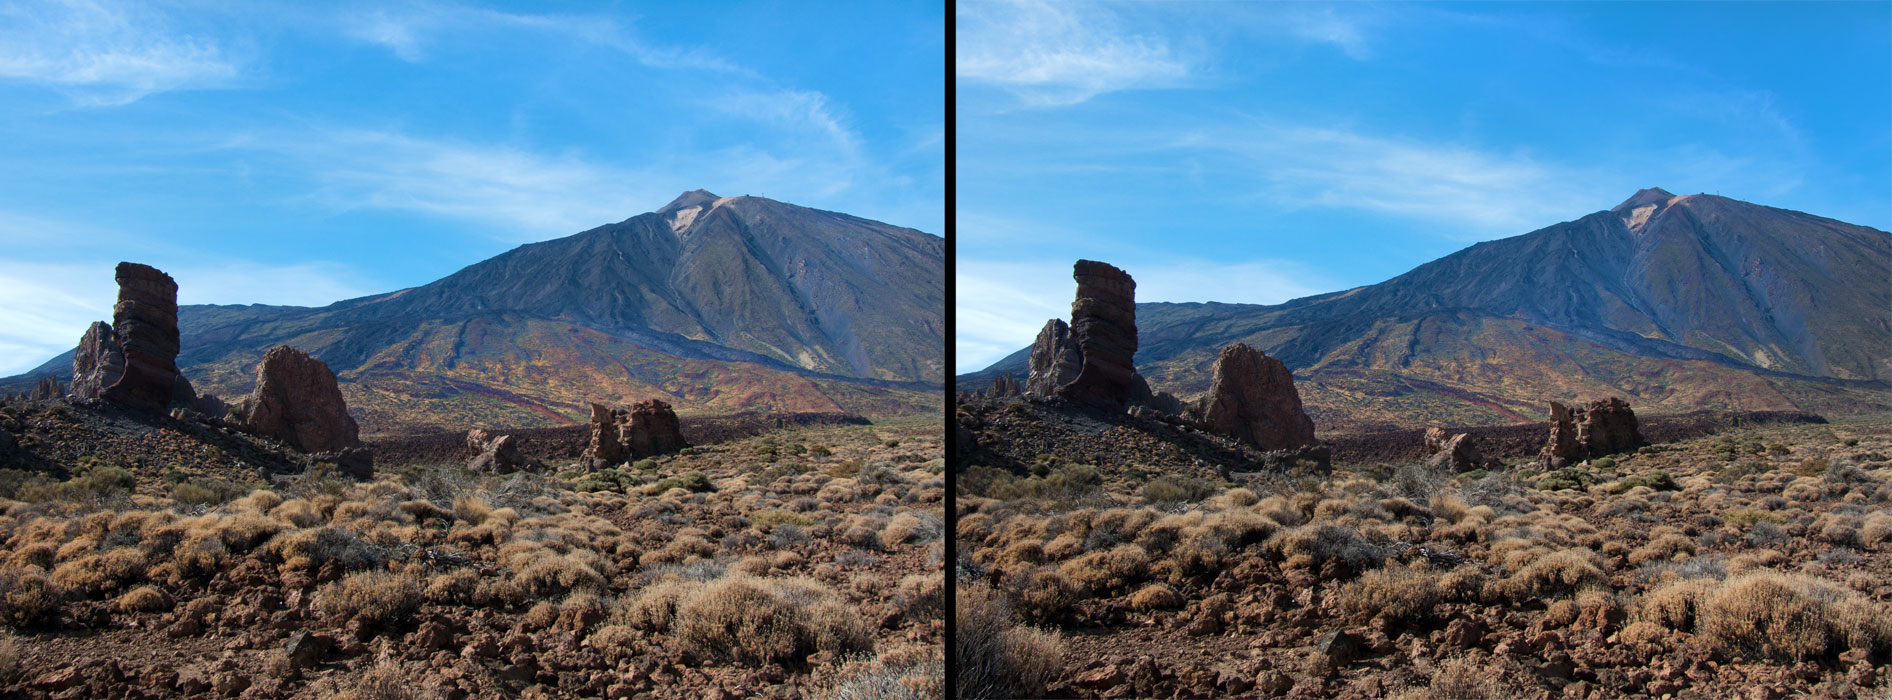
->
[956,0,1190,107]
[0,0,243,106]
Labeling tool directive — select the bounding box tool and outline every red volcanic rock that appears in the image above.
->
[1542,401,1583,468]
[1541,397,1645,466]
[1199,343,1316,452]
[467,429,542,473]
[70,321,126,401]
[1059,260,1141,410]
[101,263,184,413]
[1425,427,1485,472]
[1025,319,1082,397]
[1578,397,1645,457]
[236,346,361,453]
[584,399,687,468]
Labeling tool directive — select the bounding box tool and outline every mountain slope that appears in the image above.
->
[965,189,1892,430]
[9,191,944,433]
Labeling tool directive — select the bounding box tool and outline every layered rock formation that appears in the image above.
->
[1198,343,1317,452]
[467,429,542,474]
[584,399,687,468]
[70,321,125,400]
[1424,427,1485,472]
[1025,319,1082,397]
[982,374,1021,399]
[100,263,187,413]
[235,346,361,453]
[30,376,61,401]
[1061,260,1141,410]
[1540,397,1645,467]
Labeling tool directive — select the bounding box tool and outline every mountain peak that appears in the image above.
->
[658,189,720,213]
[1611,187,1676,213]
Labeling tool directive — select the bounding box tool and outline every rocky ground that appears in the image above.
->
[0,397,944,699]
[956,404,1892,699]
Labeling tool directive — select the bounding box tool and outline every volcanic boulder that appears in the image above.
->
[1025,319,1082,397]
[1424,427,1485,472]
[584,400,687,469]
[69,321,125,401]
[1540,397,1645,467]
[1198,343,1317,452]
[467,429,542,474]
[1577,397,1645,457]
[100,263,185,413]
[1059,260,1141,410]
[236,346,361,453]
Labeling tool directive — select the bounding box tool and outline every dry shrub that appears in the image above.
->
[1618,620,1668,647]
[1059,544,1150,594]
[5,543,54,571]
[557,592,609,633]
[0,567,61,628]
[825,645,944,700]
[671,575,871,664]
[1864,512,1892,546]
[0,633,15,681]
[1000,567,1074,623]
[1729,549,1785,574]
[1430,493,1473,524]
[266,526,384,572]
[1040,533,1084,561]
[1169,532,1227,579]
[116,585,173,613]
[1339,566,1441,622]
[1129,583,1182,611]
[620,580,691,631]
[1437,566,1487,602]
[333,661,428,700]
[269,499,326,528]
[1219,488,1260,508]
[424,568,478,604]
[1643,572,1892,661]
[880,511,941,548]
[1262,523,1378,572]
[521,601,559,631]
[51,548,146,596]
[956,583,1062,700]
[1426,655,1510,700]
[512,552,608,597]
[588,624,639,663]
[1485,548,1606,602]
[1203,510,1279,547]
[996,540,1045,568]
[1627,534,1697,566]
[894,573,944,621]
[318,571,421,625]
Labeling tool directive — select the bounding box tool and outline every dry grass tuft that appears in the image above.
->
[1642,572,1892,661]
[318,571,421,625]
[0,567,61,628]
[1338,565,1441,622]
[116,585,173,613]
[955,583,1062,700]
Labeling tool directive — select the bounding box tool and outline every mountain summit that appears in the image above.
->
[9,192,945,433]
[966,190,1891,429]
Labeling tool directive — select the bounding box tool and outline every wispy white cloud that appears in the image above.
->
[338,1,751,75]
[956,0,1191,107]
[1279,6,1373,60]
[0,258,374,376]
[0,0,242,106]
[954,257,1331,373]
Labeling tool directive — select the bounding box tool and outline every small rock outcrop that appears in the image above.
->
[1198,343,1317,452]
[982,374,1022,399]
[1025,319,1082,397]
[29,376,62,401]
[1060,260,1141,410]
[310,448,374,480]
[100,263,185,413]
[1424,427,1485,472]
[236,346,361,453]
[467,429,542,473]
[1540,397,1645,467]
[70,321,126,401]
[584,399,687,468]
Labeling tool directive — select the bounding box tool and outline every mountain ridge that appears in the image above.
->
[7,191,945,433]
[964,190,1892,430]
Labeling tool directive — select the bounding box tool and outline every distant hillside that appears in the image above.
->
[9,191,945,433]
[964,189,1892,431]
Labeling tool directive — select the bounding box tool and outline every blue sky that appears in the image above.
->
[955,1,1892,373]
[0,0,944,376]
